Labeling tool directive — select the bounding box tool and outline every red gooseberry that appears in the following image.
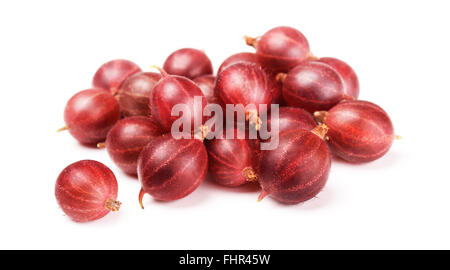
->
[280,60,350,113]
[193,75,219,104]
[245,26,312,72]
[58,89,121,145]
[55,160,121,222]
[137,134,208,207]
[117,72,161,117]
[314,100,395,163]
[318,57,360,99]
[163,48,213,79]
[215,62,273,129]
[258,125,331,204]
[100,116,164,175]
[92,59,141,95]
[217,52,283,105]
[149,68,207,134]
[205,127,260,187]
[266,107,317,133]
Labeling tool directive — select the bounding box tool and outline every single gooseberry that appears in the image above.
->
[163,48,213,79]
[149,68,207,134]
[280,61,350,113]
[215,62,273,129]
[205,127,260,187]
[266,107,317,133]
[245,26,312,72]
[92,59,141,95]
[258,125,331,204]
[137,134,208,207]
[217,52,283,105]
[314,100,395,163]
[193,75,219,104]
[58,89,121,145]
[117,72,161,117]
[318,57,360,99]
[100,116,164,175]
[55,160,121,222]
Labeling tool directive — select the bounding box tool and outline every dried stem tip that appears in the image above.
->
[243,167,258,182]
[138,188,145,209]
[244,35,258,48]
[258,190,269,202]
[57,126,69,132]
[246,110,262,131]
[311,124,329,139]
[97,142,106,148]
[193,125,209,142]
[105,199,121,211]
[150,65,168,78]
[275,73,287,83]
[313,111,328,123]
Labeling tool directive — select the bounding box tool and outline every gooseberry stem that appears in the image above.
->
[139,188,145,209]
[150,65,168,78]
[193,125,209,142]
[244,35,258,48]
[57,126,69,132]
[104,198,121,211]
[314,111,328,123]
[258,190,268,202]
[276,73,287,83]
[242,167,258,182]
[247,110,262,131]
[311,124,329,139]
[97,142,106,148]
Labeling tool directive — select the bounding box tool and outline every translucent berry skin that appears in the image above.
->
[105,117,164,175]
[215,62,272,115]
[323,100,394,163]
[117,72,161,117]
[251,26,311,73]
[92,59,141,95]
[259,128,331,204]
[137,134,208,202]
[163,48,213,79]
[205,127,260,187]
[282,61,346,113]
[150,75,207,133]
[218,52,283,104]
[64,89,121,144]
[193,75,218,104]
[55,160,120,222]
[267,107,317,133]
[318,57,360,99]
[217,52,259,74]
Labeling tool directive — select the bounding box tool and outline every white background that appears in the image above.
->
[0,0,449,250]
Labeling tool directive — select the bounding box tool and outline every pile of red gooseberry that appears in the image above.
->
[55,26,397,222]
